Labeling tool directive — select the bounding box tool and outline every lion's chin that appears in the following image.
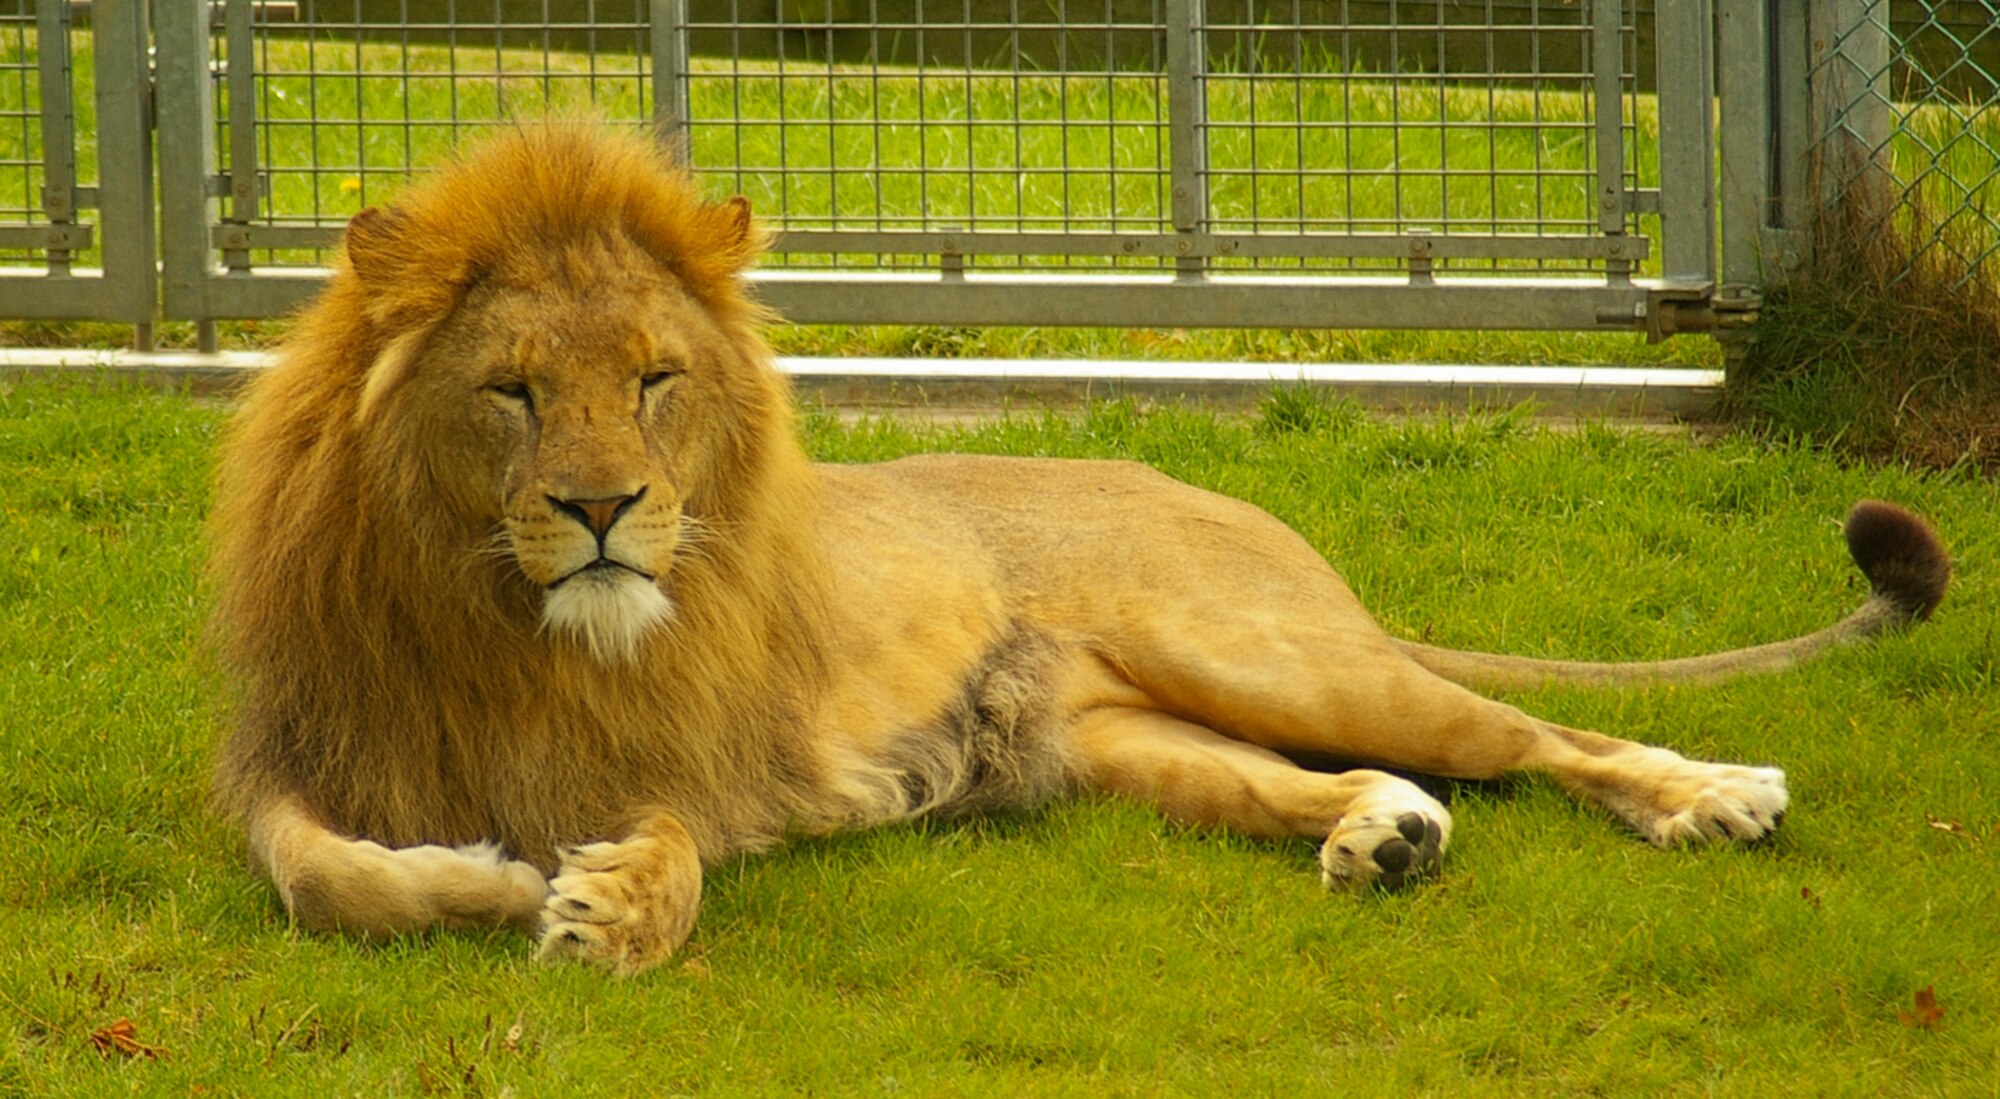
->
[541,568,674,664]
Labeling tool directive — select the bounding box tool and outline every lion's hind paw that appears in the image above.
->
[1643,761,1789,847]
[1320,780,1451,893]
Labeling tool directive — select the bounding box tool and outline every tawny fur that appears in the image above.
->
[210,126,834,870]
[208,122,1950,972]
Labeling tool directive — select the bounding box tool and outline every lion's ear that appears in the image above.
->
[714,195,765,272]
[345,206,407,285]
[723,195,753,240]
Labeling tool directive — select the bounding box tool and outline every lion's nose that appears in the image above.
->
[549,487,645,540]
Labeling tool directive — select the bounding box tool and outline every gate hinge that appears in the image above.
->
[1596,282,1717,343]
[1711,283,1762,329]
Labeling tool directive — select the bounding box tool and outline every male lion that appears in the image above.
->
[210,124,1949,975]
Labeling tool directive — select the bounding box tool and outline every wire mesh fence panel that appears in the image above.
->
[198,0,1657,281]
[1193,0,1651,275]
[0,2,43,260]
[679,0,1655,277]
[678,0,1179,272]
[1,0,152,322]
[1809,0,2000,288]
[153,0,1711,330]
[215,0,659,269]
[0,0,73,269]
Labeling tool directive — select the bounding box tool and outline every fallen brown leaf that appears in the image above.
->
[1897,986,1945,1029]
[1926,816,1977,840]
[89,1018,165,1060]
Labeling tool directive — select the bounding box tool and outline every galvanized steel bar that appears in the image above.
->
[1165,0,1207,274]
[1714,0,1767,294]
[224,0,260,272]
[163,263,1666,332]
[88,0,158,324]
[651,0,690,158]
[1765,0,1811,268]
[1654,0,1715,288]
[754,273,1658,330]
[218,223,1651,263]
[1588,0,1625,282]
[156,0,223,322]
[33,0,76,273]
[1809,0,1891,223]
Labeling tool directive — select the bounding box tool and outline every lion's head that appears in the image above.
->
[341,129,792,662]
[210,124,830,860]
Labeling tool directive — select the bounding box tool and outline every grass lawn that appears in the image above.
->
[2,376,1996,1094]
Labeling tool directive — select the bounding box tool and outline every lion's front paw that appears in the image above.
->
[1640,755,1789,847]
[534,821,703,976]
[1319,778,1452,892]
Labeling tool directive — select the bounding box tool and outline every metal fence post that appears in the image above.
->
[155,0,221,330]
[33,0,78,276]
[1715,0,1767,298]
[1590,0,1630,286]
[1166,0,1207,280]
[1655,0,1716,290]
[651,0,690,161]
[222,0,261,274]
[1808,0,1893,238]
[1763,0,1812,271]
[91,0,159,333]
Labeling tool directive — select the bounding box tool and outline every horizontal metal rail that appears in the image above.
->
[161,261,1679,333]
[209,223,1652,264]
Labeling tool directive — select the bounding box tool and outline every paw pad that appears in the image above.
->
[1320,791,1453,893]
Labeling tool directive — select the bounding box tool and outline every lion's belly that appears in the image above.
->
[805,460,1182,826]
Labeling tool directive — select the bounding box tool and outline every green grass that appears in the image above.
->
[4,375,1998,1094]
[1724,95,2000,473]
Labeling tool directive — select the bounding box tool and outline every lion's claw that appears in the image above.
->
[532,822,703,976]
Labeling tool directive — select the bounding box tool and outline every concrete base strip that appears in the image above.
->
[2,348,1721,418]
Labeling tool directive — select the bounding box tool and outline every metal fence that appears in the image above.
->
[0,0,151,325]
[2,0,1995,346]
[1801,0,2000,287]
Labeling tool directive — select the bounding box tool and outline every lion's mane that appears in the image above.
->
[209,125,835,869]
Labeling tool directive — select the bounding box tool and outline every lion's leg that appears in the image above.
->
[246,797,548,935]
[1089,553,1786,846]
[1069,707,1450,890]
[535,810,703,976]
[1126,619,1789,846]
[1508,720,1789,845]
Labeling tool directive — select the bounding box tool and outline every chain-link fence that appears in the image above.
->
[1806,0,2000,287]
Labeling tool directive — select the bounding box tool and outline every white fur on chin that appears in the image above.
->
[542,569,674,663]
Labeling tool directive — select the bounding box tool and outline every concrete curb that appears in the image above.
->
[2,349,1721,419]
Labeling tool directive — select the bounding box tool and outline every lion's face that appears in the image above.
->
[382,242,749,662]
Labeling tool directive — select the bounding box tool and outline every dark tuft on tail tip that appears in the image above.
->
[1844,501,1951,621]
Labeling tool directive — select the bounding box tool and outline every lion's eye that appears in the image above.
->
[488,381,534,412]
[640,366,683,392]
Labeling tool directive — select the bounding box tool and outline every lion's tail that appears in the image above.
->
[1393,501,1950,691]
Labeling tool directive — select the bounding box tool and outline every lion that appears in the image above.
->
[209,124,1951,975]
